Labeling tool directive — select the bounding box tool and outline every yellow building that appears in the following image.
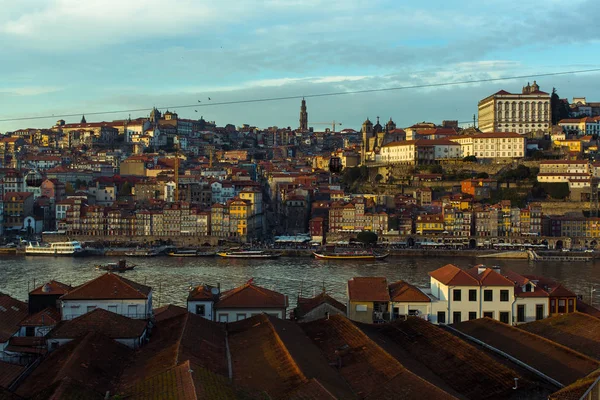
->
[228,199,251,238]
[347,277,390,324]
[416,214,444,235]
[553,139,582,153]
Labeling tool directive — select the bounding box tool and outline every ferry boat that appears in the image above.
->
[95,259,136,272]
[217,250,281,259]
[313,250,389,260]
[168,249,216,257]
[25,241,86,256]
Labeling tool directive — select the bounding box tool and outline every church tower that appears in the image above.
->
[299,98,308,131]
[80,115,86,124]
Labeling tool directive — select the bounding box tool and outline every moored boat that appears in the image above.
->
[313,250,389,260]
[125,248,160,257]
[25,241,86,256]
[217,250,281,259]
[95,259,136,272]
[168,249,216,257]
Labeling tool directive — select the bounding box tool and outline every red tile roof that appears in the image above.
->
[60,273,151,300]
[0,293,28,343]
[296,292,346,318]
[124,360,197,400]
[187,285,219,301]
[388,280,431,302]
[287,378,337,400]
[0,360,25,389]
[15,331,132,398]
[466,266,515,286]
[217,283,287,309]
[19,307,61,327]
[153,304,188,323]
[348,277,390,302]
[49,308,148,339]
[428,265,480,286]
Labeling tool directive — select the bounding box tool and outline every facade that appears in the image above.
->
[187,284,220,321]
[294,292,347,322]
[347,277,390,323]
[3,191,34,231]
[378,139,461,164]
[59,274,153,320]
[214,282,288,322]
[558,117,600,135]
[461,132,526,160]
[388,280,432,321]
[478,81,551,135]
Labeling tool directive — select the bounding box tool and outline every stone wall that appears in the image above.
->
[42,234,221,247]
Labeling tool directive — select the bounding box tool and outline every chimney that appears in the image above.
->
[491,266,501,274]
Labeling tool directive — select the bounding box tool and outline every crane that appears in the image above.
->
[310,121,342,133]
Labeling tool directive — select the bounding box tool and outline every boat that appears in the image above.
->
[168,249,216,257]
[217,250,281,259]
[125,248,160,257]
[95,259,136,272]
[25,241,86,256]
[313,250,389,260]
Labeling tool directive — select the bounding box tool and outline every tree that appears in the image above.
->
[120,182,132,196]
[540,183,570,199]
[551,88,571,125]
[375,174,383,183]
[356,230,378,245]
[475,172,489,179]
[427,164,444,174]
[463,155,477,162]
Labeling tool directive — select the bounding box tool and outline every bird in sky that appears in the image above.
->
[195,110,198,112]
[197,100,201,103]
[208,97,211,100]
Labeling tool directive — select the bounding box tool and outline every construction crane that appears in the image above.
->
[310,121,342,133]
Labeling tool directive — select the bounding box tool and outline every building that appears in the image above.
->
[59,274,153,320]
[293,292,346,322]
[213,281,288,322]
[28,280,72,314]
[346,277,390,323]
[456,132,525,160]
[478,81,551,135]
[187,284,220,321]
[3,191,34,232]
[388,280,432,320]
[416,214,444,235]
[299,98,308,131]
[427,264,515,325]
[0,293,28,361]
[378,139,461,164]
[558,117,600,136]
[461,179,498,200]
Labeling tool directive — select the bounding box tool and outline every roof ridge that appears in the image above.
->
[264,316,307,384]
[114,274,150,297]
[174,312,189,367]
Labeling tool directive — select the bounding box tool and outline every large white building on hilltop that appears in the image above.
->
[478,81,551,135]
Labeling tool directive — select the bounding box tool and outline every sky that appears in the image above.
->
[1,0,600,133]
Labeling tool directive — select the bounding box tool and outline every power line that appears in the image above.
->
[1,67,599,124]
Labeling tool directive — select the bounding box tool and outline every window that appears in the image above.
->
[86,306,96,313]
[558,299,566,313]
[484,290,493,302]
[356,304,368,312]
[517,305,525,322]
[218,314,228,323]
[128,304,137,316]
[568,299,575,313]
[469,289,477,302]
[195,304,206,316]
[452,311,461,324]
[483,311,493,319]
[437,311,446,324]
[499,312,510,324]
[108,305,118,313]
[236,313,247,321]
[468,312,477,320]
[453,289,462,301]
[500,290,509,302]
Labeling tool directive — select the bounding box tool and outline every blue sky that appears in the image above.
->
[1,0,600,132]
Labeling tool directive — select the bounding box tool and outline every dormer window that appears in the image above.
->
[525,283,532,292]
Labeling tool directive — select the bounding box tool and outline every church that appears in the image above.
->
[361,117,404,163]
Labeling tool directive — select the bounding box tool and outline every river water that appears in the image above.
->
[1,255,599,308]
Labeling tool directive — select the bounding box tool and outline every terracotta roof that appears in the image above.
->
[49,308,148,339]
[187,285,219,301]
[287,379,337,400]
[0,360,25,389]
[3,192,33,202]
[519,312,600,361]
[549,368,600,400]
[124,360,197,400]
[577,301,600,319]
[119,312,228,387]
[227,314,306,398]
[60,273,151,300]
[216,283,287,309]
[348,277,390,302]
[296,292,347,318]
[15,331,132,398]
[454,318,600,386]
[301,315,454,399]
[26,377,105,400]
[473,132,523,138]
[268,316,356,399]
[428,265,480,286]
[388,281,431,302]
[19,307,61,327]
[466,266,515,286]
[522,275,577,298]
[153,304,188,323]
[0,293,28,343]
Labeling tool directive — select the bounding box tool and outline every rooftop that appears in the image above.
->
[49,308,148,339]
[60,273,151,301]
[217,282,287,309]
[388,281,431,303]
[296,292,347,318]
[0,293,28,343]
[347,277,390,302]
[428,264,480,286]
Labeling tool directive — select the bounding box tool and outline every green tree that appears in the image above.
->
[463,155,477,162]
[551,88,571,125]
[120,182,132,196]
[475,172,489,179]
[375,174,383,183]
[427,164,444,174]
[356,230,378,245]
[541,183,570,199]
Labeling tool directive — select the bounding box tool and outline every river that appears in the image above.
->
[1,255,599,308]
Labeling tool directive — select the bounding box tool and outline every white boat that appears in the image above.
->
[25,241,86,256]
[217,250,281,259]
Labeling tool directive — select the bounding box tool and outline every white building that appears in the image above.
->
[558,117,600,135]
[187,284,219,321]
[378,139,462,164]
[388,280,432,320]
[454,132,525,160]
[427,264,515,325]
[478,81,551,135]
[214,282,288,322]
[59,273,153,320]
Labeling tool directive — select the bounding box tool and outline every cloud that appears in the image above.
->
[0,86,61,96]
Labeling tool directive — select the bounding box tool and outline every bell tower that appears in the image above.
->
[299,98,308,131]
